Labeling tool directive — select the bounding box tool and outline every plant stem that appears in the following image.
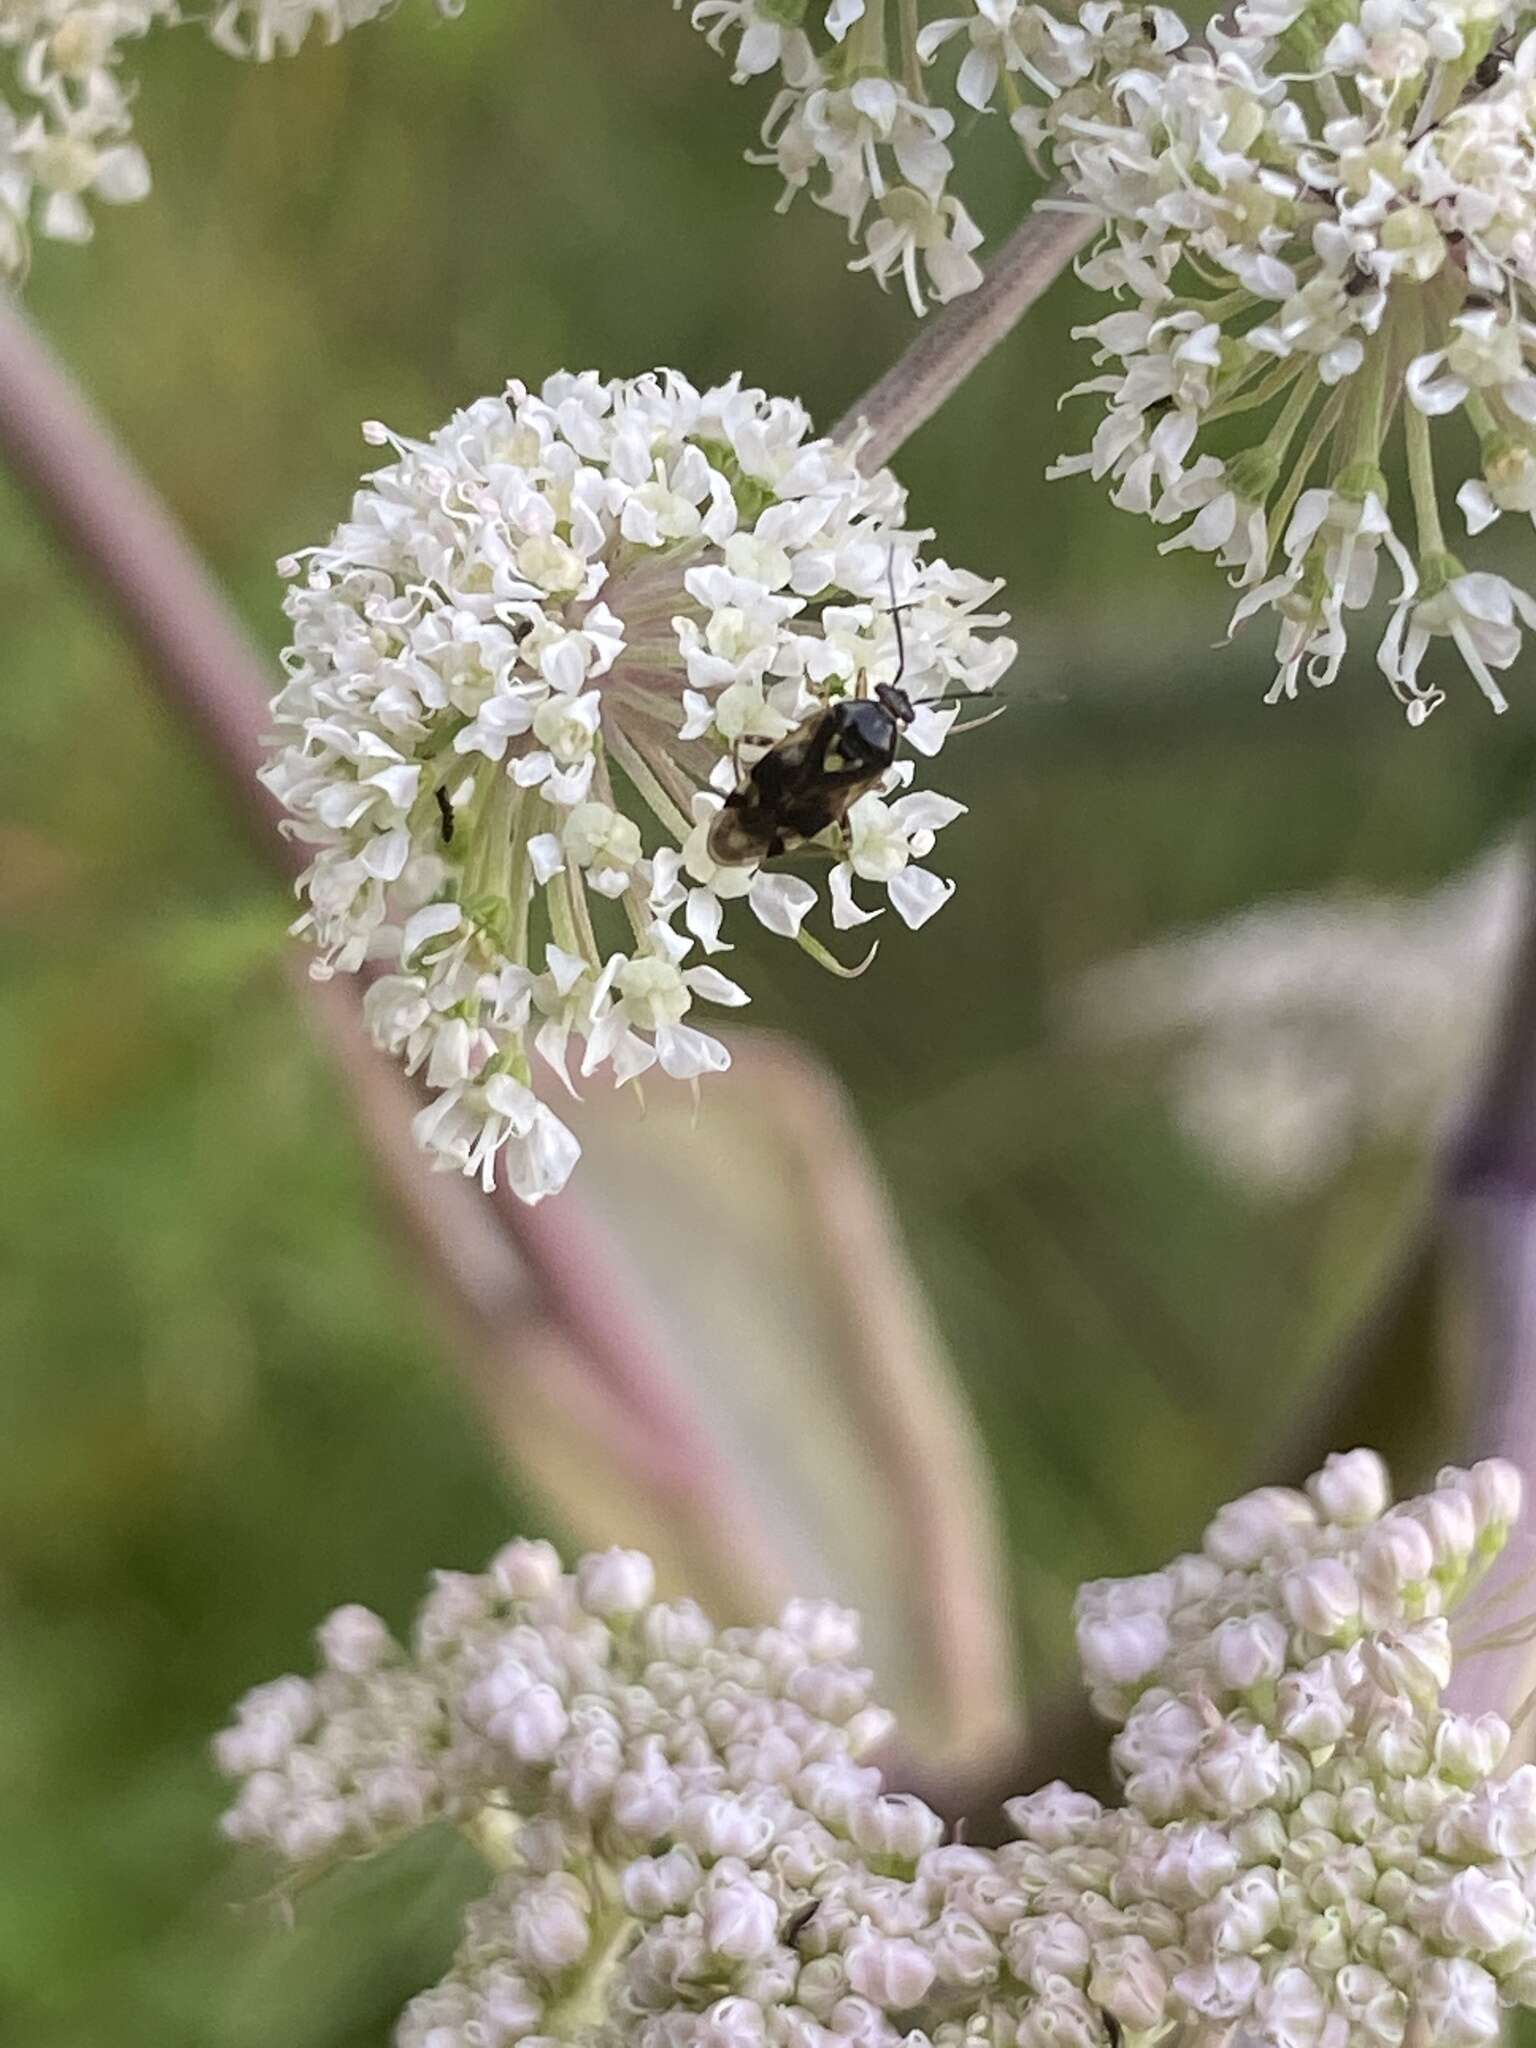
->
[0,291,787,1613]
[833,196,1098,469]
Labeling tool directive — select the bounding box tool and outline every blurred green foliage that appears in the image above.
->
[7,1,1536,2039]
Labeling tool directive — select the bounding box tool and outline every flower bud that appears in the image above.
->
[479,1967,543,2039]
[781,1598,862,1661]
[1088,1934,1167,2032]
[1282,1557,1362,1640]
[1438,1868,1530,1954]
[1192,1868,1281,1955]
[1334,1963,1404,2045]
[642,1600,715,1665]
[788,1664,874,1722]
[1460,1458,1523,1536]
[698,1996,768,2048]
[612,1758,683,1838]
[623,1846,703,1919]
[1360,1620,1452,1707]
[1170,1954,1262,2021]
[1276,1661,1352,1749]
[1412,1489,1478,1575]
[575,1547,655,1618]
[1075,1607,1170,1690]
[1204,1488,1315,1569]
[842,1706,896,1756]
[844,1934,935,2009]
[316,1604,395,1675]
[848,1794,944,1864]
[513,1873,591,1975]
[1433,1711,1508,1786]
[1253,1963,1329,2048]
[1003,1783,1103,1850]
[1405,1957,1500,2047]
[678,1793,777,1862]
[1359,1514,1435,1603]
[1194,1720,1286,1814]
[1003,1913,1091,1989]
[1211,1612,1289,1691]
[360,1762,437,1833]
[1308,1449,1391,1527]
[1363,1704,1430,1780]
[704,1876,779,1961]
[1148,1824,1240,1906]
[490,1538,565,1600]
[930,1911,998,1989]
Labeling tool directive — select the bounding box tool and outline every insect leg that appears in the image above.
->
[435,786,455,844]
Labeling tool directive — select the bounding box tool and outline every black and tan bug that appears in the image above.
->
[705,678,918,867]
[706,557,997,868]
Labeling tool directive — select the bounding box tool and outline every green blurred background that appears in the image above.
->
[6,2,1536,2039]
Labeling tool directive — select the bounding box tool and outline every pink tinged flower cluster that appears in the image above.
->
[260,367,1012,1200]
[215,1450,1536,2048]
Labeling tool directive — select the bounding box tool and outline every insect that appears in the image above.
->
[435,786,455,844]
[707,562,991,869]
[1474,35,1513,89]
[784,1901,820,1947]
[706,677,918,867]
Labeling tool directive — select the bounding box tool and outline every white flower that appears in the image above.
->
[218,1457,1536,2048]
[1074,847,1527,1199]
[680,0,986,309]
[262,369,1011,1197]
[1031,1,1536,716]
[1309,1449,1391,1527]
[1379,565,1536,716]
[0,0,451,285]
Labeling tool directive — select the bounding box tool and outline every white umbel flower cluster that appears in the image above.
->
[0,0,443,282]
[217,1452,1536,2048]
[675,0,989,313]
[1075,847,1523,1198]
[260,367,1012,1202]
[982,0,1536,716]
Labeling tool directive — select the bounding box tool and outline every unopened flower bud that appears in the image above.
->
[1003,1913,1091,1989]
[1439,1868,1530,1954]
[1434,1712,1509,1785]
[514,1873,591,1975]
[848,1794,944,1864]
[1309,1449,1391,1527]
[1076,1607,1171,1690]
[490,1538,565,1600]
[576,1547,655,1618]
[704,1876,779,1961]
[1212,1612,1289,1691]
[1088,1934,1168,2031]
[1204,1488,1316,1568]
[781,1598,862,1661]
[1405,1956,1500,2047]
[845,1934,935,2008]
[1283,1557,1362,1641]
[316,1604,394,1675]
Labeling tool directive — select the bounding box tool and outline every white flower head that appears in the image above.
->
[218,1453,1536,2048]
[263,371,1010,1197]
[0,0,455,284]
[1030,0,1536,715]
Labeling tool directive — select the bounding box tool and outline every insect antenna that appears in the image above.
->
[886,549,909,691]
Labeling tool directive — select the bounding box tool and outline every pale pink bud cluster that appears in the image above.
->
[217,1455,1536,2048]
